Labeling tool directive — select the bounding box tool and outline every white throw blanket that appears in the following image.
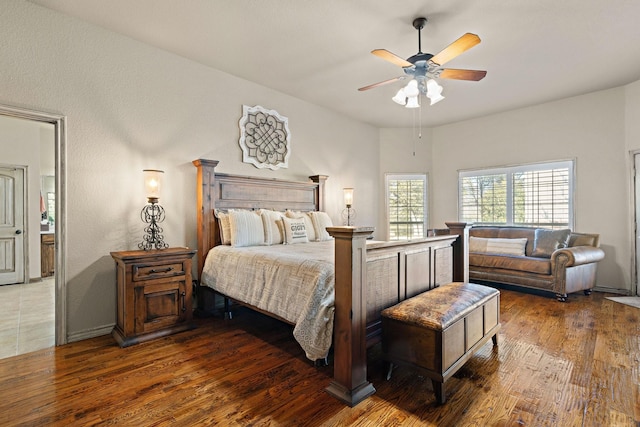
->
[200,241,335,360]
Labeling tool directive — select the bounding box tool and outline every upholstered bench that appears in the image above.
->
[381,282,501,404]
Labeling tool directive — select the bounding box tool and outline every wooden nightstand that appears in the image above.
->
[41,233,55,278]
[110,247,197,347]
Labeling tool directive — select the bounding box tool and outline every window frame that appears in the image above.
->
[385,173,429,241]
[458,160,575,229]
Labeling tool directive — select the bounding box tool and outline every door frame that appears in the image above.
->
[0,103,67,345]
[632,150,640,296]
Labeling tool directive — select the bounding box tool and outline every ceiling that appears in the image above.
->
[28,0,640,128]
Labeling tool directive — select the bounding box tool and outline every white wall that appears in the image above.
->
[378,127,432,237]
[0,1,379,340]
[430,88,629,292]
[625,79,640,151]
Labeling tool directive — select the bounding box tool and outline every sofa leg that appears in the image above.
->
[583,289,592,296]
[556,293,568,302]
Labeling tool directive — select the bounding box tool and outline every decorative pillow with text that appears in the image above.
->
[285,210,317,241]
[282,217,309,244]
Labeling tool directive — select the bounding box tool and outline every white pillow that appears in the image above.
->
[282,216,309,244]
[260,210,284,245]
[215,211,231,245]
[469,236,527,256]
[309,211,333,241]
[228,209,265,247]
[285,210,317,242]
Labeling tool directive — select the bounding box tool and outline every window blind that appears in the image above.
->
[459,161,573,229]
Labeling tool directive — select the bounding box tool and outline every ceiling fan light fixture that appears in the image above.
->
[392,88,407,105]
[404,79,420,97]
[428,93,445,105]
[358,17,486,112]
[405,95,420,108]
[426,79,445,105]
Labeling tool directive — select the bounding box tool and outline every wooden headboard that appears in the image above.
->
[192,159,327,278]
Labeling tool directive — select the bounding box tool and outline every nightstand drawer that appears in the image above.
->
[132,261,186,281]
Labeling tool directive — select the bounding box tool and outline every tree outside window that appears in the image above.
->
[386,174,428,240]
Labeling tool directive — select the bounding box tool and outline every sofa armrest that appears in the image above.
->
[551,246,605,267]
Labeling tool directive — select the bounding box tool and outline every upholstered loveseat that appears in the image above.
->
[468,226,605,301]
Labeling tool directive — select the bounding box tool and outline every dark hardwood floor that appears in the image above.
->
[0,288,638,426]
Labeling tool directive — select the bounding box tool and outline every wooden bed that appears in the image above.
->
[193,159,468,406]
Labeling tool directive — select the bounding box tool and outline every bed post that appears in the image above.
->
[192,159,219,279]
[326,226,376,407]
[309,175,328,211]
[445,222,470,283]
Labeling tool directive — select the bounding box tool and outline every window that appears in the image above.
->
[459,160,574,229]
[386,174,428,240]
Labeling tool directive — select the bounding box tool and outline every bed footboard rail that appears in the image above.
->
[326,225,466,407]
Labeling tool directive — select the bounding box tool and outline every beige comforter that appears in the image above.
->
[200,241,335,361]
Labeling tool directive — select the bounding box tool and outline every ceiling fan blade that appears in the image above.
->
[358,76,406,91]
[371,49,413,68]
[438,68,487,81]
[429,33,481,66]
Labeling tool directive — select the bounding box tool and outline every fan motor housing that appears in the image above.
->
[406,52,434,65]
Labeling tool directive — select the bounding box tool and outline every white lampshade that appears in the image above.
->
[343,187,354,207]
[429,93,445,105]
[392,88,406,105]
[426,79,445,105]
[404,79,420,97]
[143,169,164,200]
[405,96,420,108]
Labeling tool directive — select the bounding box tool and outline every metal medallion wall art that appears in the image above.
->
[238,105,291,170]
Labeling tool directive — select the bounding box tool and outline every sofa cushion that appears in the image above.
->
[469,236,528,256]
[469,227,537,255]
[470,253,552,275]
[531,229,571,258]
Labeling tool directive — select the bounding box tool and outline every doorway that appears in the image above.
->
[0,103,67,348]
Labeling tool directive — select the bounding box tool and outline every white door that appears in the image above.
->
[0,166,25,285]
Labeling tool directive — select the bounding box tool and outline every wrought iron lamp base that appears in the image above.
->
[139,201,169,250]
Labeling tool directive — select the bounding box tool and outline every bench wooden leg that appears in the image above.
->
[432,379,446,404]
[492,334,498,346]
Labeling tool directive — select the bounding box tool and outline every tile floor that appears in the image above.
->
[0,278,55,359]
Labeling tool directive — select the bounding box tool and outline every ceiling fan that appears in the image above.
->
[359,17,486,106]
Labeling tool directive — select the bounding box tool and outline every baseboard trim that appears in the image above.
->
[67,323,114,343]
[593,286,630,295]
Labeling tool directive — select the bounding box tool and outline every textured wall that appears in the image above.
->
[0,1,379,340]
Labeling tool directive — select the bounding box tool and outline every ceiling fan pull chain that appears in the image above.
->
[418,102,423,139]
